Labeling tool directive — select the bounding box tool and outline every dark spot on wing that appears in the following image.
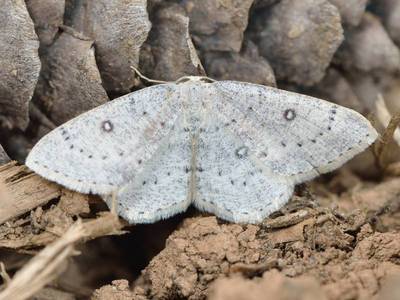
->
[283,109,296,121]
[101,120,113,132]
[235,146,249,159]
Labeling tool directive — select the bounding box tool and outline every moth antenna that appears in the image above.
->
[130,66,168,84]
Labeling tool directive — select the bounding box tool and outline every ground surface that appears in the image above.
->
[1,1,400,299]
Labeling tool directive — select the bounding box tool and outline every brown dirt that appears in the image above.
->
[1,1,400,299]
[89,169,400,299]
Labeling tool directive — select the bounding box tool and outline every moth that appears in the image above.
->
[26,77,378,224]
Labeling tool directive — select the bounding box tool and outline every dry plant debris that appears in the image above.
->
[183,0,254,52]
[0,0,41,130]
[25,0,65,48]
[0,162,60,225]
[0,221,85,300]
[203,40,276,86]
[0,215,123,300]
[336,13,400,74]
[32,27,109,126]
[139,3,205,81]
[328,0,368,27]
[371,0,400,46]
[0,162,125,250]
[65,0,151,93]
[253,0,344,86]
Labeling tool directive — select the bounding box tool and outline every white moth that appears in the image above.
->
[26,77,378,224]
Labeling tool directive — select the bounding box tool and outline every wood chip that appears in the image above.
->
[0,162,61,225]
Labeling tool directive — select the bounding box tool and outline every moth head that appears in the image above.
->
[175,76,215,84]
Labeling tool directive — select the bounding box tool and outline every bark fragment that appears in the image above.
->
[0,0,41,130]
[139,4,204,81]
[336,13,400,74]
[371,0,400,47]
[33,27,109,125]
[328,0,368,27]
[203,40,276,86]
[25,0,65,47]
[182,0,254,52]
[254,0,343,86]
[65,0,151,93]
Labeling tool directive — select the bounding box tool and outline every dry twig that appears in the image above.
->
[0,213,125,300]
[0,221,84,300]
[373,108,400,170]
[0,162,60,225]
